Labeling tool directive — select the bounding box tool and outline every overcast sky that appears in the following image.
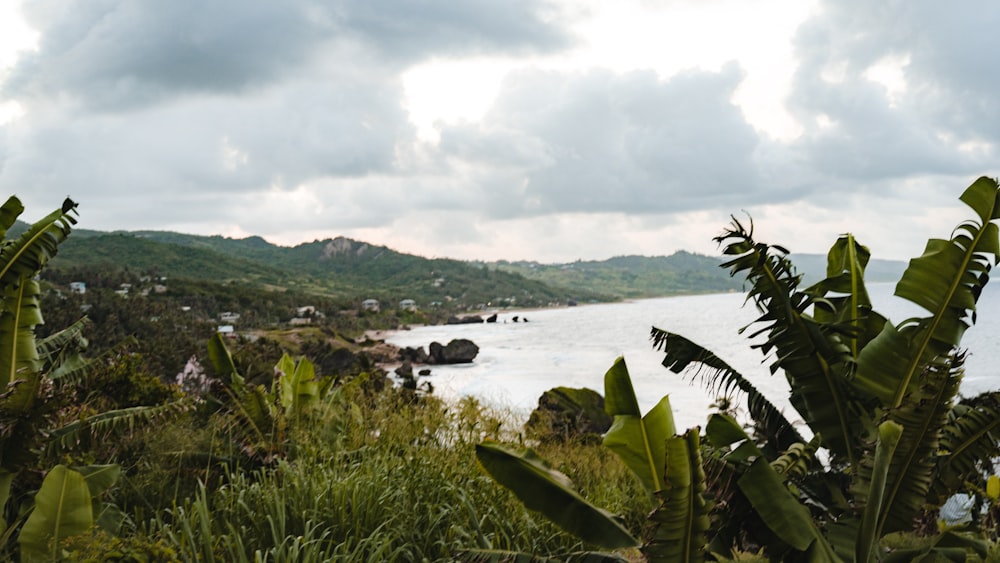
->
[0,1,997,263]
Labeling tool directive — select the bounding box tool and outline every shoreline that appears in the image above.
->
[364,291,730,343]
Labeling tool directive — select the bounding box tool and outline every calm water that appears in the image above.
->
[385,283,1000,431]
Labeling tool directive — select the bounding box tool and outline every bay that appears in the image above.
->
[385,283,1000,432]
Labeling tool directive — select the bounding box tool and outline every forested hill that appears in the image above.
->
[23,221,906,306]
[41,228,609,309]
[489,251,744,299]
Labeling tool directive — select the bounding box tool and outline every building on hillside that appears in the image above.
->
[399,299,417,311]
[69,281,86,294]
[289,317,312,326]
[217,325,236,338]
[361,299,380,312]
[219,312,241,323]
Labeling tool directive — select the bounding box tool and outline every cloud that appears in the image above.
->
[437,64,765,218]
[4,0,572,112]
[787,0,999,187]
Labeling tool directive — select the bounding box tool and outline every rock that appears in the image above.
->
[418,368,431,376]
[429,339,479,364]
[526,387,612,442]
[398,346,429,364]
[428,341,444,364]
[446,315,485,325]
[394,361,414,378]
[486,313,498,323]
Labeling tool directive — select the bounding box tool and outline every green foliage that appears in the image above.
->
[649,176,1000,559]
[45,230,608,310]
[494,251,743,299]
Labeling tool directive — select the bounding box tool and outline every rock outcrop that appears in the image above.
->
[526,387,612,442]
[429,339,479,364]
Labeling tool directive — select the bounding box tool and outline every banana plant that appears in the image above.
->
[473,357,712,561]
[0,196,190,554]
[651,177,1000,558]
[17,464,122,562]
[206,333,326,461]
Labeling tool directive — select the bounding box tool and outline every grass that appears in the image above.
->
[81,385,648,562]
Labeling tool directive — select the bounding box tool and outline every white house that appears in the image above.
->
[219,312,241,323]
[399,299,417,311]
[361,299,380,312]
[69,281,86,294]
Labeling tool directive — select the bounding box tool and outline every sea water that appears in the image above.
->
[384,283,1000,431]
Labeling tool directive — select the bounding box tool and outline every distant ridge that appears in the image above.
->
[12,219,908,303]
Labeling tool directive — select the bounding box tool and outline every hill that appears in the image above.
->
[39,228,609,310]
[490,251,744,299]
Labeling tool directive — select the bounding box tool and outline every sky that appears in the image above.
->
[0,0,997,264]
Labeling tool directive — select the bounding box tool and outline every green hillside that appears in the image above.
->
[490,251,745,299]
[41,228,608,309]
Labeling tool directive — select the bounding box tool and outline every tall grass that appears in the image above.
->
[114,387,648,561]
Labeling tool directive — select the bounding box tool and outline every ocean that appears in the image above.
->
[384,283,1000,431]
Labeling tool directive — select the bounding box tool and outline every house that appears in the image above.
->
[399,299,417,311]
[69,281,86,295]
[219,312,241,323]
[289,317,312,326]
[296,305,317,316]
[361,299,380,312]
[217,325,236,338]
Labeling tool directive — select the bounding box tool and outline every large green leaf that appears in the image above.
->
[737,458,840,561]
[207,331,242,387]
[935,391,1000,499]
[805,234,886,357]
[643,428,711,563]
[0,277,44,408]
[0,196,25,240]
[713,217,864,465]
[0,197,76,288]
[45,400,196,458]
[855,177,1000,408]
[475,440,638,549]
[19,465,94,562]
[854,358,961,536]
[651,329,804,454]
[275,353,319,416]
[602,356,674,494]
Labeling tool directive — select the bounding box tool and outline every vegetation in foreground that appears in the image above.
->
[478,177,1000,561]
[4,178,1000,562]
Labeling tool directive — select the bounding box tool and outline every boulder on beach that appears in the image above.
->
[398,345,430,364]
[526,387,612,443]
[429,339,479,364]
[486,313,498,323]
[446,315,485,325]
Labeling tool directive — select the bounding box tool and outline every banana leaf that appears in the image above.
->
[714,218,863,465]
[934,391,1000,499]
[0,196,25,240]
[856,421,902,563]
[0,278,44,409]
[603,356,675,494]
[853,358,961,537]
[737,458,840,561]
[643,428,711,563]
[475,440,638,549]
[0,197,76,287]
[855,177,1000,408]
[651,329,803,454]
[19,465,93,562]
